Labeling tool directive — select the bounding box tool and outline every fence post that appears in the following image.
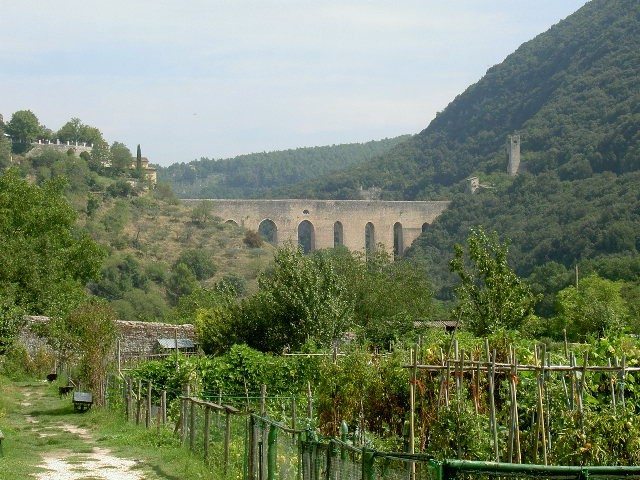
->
[136,379,142,425]
[126,378,132,421]
[161,390,167,425]
[146,381,152,429]
[325,439,335,480]
[204,406,211,461]
[248,415,256,480]
[190,400,196,451]
[340,421,348,461]
[429,460,444,480]
[267,424,277,480]
[225,410,232,474]
[260,384,267,416]
[362,448,375,480]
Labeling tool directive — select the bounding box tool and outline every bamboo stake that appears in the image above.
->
[474,353,480,415]
[485,340,499,462]
[545,348,552,453]
[620,354,626,408]
[514,349,521,464]
[608,359,616,412]
[410,348,416,480]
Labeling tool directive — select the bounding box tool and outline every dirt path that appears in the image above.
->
[17,383,156,480]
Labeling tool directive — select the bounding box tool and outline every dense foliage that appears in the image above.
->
[158,136,409,199]
[0,170,105,320]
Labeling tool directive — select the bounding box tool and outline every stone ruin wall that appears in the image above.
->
[18,316,196,358]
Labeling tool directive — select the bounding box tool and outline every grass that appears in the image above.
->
[0,375,227,479]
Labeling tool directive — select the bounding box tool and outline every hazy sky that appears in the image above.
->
[1,1,588,166]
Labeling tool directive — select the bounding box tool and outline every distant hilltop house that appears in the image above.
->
[130,156,157,185]
[19,138,157,187]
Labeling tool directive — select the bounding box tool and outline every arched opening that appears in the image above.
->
[394,222,404,258]
[298,220,315,254]
[258,219,278,245]
[422,222,429,233]
[365,222,376,256]
[334,221,344,247]
[225,219,238,227]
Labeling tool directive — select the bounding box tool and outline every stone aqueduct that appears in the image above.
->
[184,199,450,255]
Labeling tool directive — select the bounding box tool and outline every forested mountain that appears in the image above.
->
[280,0,639,200]
[158,137,409,198]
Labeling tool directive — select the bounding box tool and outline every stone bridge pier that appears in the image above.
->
[184,199,450,256]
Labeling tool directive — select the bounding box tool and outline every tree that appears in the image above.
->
[48,300,117,405]
[135,144,143,178]
[322,247,433,345]
[166,263,199,305]
[110,142,133,172]
[555,274,628,340]
[57,118,105,145]
[5,110,41,144]
[190,200,213,226]
[238,247,353,352]
[243,230,263,248]
[0,169,106,317]
[0,125,11,171]
[173,249,217,280]
[449,228,539,336]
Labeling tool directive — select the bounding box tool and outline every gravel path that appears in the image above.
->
[20,385,153,480]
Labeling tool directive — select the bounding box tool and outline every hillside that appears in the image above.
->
[159,136,409,198]
[0,124,274,324]
[281,0,639,199]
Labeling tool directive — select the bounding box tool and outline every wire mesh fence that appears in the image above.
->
[115,376,640,480]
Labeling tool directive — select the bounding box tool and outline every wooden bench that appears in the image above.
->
[72,392,93,412]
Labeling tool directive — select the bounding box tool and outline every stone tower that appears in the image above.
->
[507,134,521,176]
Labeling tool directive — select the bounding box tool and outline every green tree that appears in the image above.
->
[0,169,105,317]
[5,110,41,145]
[135,144,143,178]
[555,274,628,340]
[190,200,213,226]
[110,142,133,172]
[323,247,433,345]
[0,129,11,171]
[449,228,539,336]
[48,300,117,405]
[167,263,199,305]
[173,249,217,281]
[58,118,105,145]
[239,247,353,352]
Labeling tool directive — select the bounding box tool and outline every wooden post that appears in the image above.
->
[145,381,152,429]
[126,378,133,421]
[291,397,297,432]
[117,339,121,376]
[605,358,616,413]
[136,379,142,425]
[189,399,196,451]
[306,381,313,419]
[409,348,416,480]
[620,354,627,408]
[204,406,211,461]
[225,410,232,474]
[174,327,179,370]
[260,384,267,416]
[161,390,167,425]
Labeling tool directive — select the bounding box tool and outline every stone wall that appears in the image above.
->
[18,316,196,358]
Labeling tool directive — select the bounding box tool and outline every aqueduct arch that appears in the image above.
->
[184,199,450,256]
